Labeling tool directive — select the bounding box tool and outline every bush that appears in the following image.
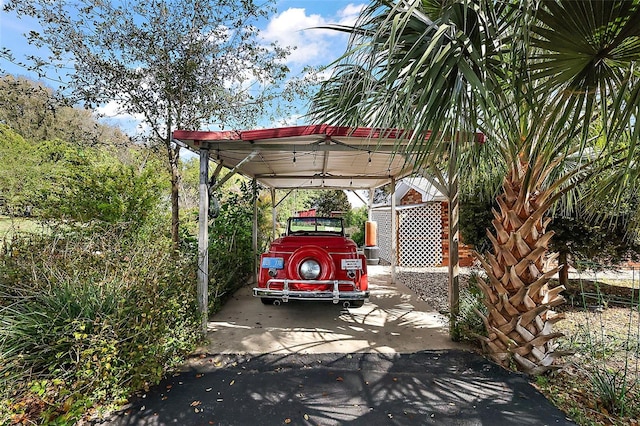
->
[0,221,200,424]
[208,181,267,312]
[345,206,367,247]
[451,272,488,342]
[0,137,265,424]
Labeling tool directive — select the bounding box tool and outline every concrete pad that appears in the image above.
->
[198,266,467,355]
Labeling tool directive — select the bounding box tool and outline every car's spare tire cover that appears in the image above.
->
[287,245,335,280]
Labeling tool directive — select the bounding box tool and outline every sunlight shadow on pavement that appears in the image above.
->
[101,267,571,426]
[198,266,466,355]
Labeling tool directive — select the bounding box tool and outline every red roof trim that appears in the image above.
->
[172,130,242,141]
[172,125,488,144]
[173,125,419,142]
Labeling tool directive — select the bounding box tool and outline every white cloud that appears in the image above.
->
[261,8,330,66]
[337,3,366,26]
[313,67,334,82]
[95,100,123,117]
[95,99,148,136]
[261,3,365,67]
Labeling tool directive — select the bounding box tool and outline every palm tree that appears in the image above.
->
[310,0,640,374]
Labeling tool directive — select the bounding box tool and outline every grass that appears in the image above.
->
[0,216,49,238]
[600,278,640,289]
[534,276,640,425]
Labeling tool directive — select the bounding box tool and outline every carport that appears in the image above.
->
[172,124,464,334]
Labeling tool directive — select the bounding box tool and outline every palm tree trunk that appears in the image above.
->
[558,250,570,288]
[474,159,567,375]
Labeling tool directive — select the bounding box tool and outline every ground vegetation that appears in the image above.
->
[0,101,261,424]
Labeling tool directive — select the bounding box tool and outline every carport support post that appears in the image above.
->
[447,141,460,338]
[271,187,277,241]
[390,177,397,283]
[252,178,259,284]
[197,146,210,336]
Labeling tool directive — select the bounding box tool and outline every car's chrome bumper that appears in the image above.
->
[253,279,369,304]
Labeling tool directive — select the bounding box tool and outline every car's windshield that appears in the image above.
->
[288,217,344,235]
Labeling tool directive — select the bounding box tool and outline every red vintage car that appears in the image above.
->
[253,216,369,308]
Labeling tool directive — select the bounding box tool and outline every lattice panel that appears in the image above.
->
[371,208,393,264]
[399,204,443,267]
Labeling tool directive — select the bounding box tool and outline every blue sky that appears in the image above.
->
[0,0,366,127]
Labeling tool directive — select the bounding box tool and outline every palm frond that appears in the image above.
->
[310,0,492,166]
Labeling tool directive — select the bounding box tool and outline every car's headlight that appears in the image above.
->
[299,259,321,280]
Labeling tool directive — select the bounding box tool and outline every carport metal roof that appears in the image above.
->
[172,124,427,190]
[174,124,468,338]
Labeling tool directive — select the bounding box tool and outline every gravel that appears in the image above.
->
[397,267,472,313]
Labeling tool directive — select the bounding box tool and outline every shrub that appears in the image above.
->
[345,206,367,247]
[208,180,267,312]
[0,221,199,424]
[451,272,488,342]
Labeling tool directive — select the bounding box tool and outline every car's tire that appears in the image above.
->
[286,245,335,281]
[349,300,365,308]
[261,298,275,305]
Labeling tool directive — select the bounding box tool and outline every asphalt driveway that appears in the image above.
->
[96,266,574,425]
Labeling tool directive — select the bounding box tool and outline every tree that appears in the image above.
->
[550,215,640,284]
[0,125,36,215]
[275,190,316,223]
[306,190,351,217]
[4,0,291,246]
[310,0,640,374]
[0,76,129,147]
[0,126,165,223]
[459,184,640,288]
[344,205,368,246]
[549,180,640,287]
[179,157,203,214]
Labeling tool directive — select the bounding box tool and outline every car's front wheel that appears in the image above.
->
[261,298,275,305]
[349,300,364,308]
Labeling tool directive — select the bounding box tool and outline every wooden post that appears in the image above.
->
[448,141,460,337]
[271,187,277,241]
[197,146,210,336]
[252,178,258,284]
[390,177,397,283]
